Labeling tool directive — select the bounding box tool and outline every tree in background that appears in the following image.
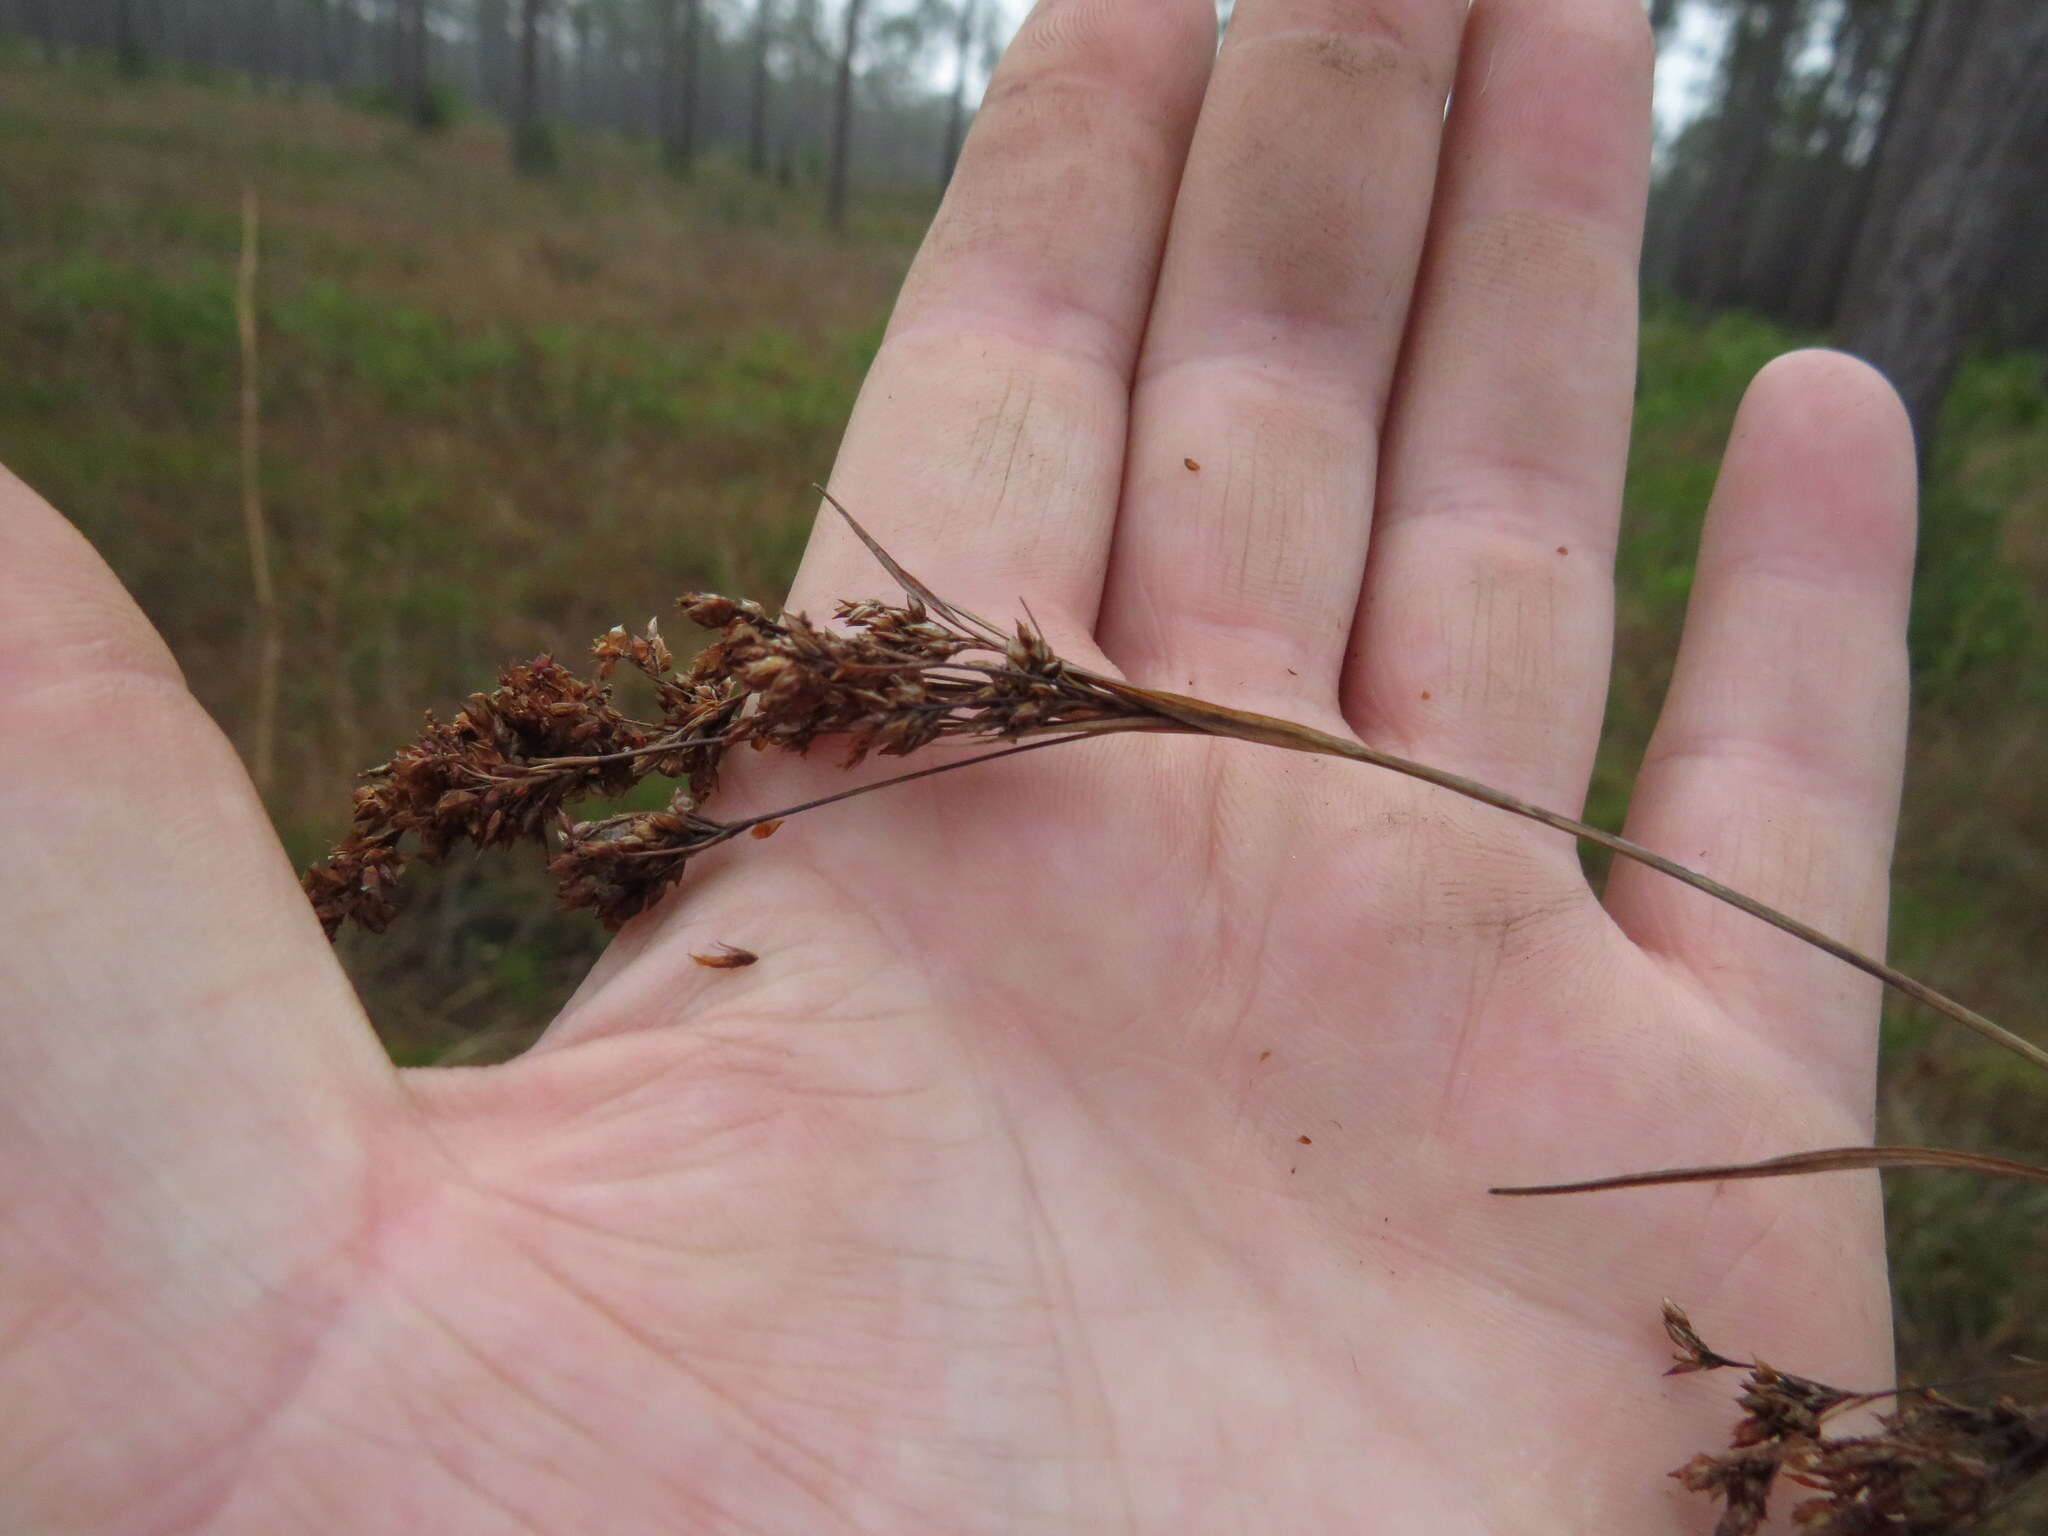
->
[1640,0,2046,454]
[564,0,630,133]
[246,0,281,86]
[868,0,995,195]
[1834,0,2048,458]
[564,0,592,118]
[652,0,703,176]
[825,0,866,230]
[775,0,832,188]
[474,0,510,109]
[512,0,556,172]
[30,0,60,63]
[114,0,147,76]
[748,0,774,176]
[1775,0,1914,326]
[937,0,978,191]
[1668,0,1806,308]
[394,0,447,129]
[679,0,704,171]
[6,0,988,200]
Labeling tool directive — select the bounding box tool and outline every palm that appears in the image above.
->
[3,0,1919,1530]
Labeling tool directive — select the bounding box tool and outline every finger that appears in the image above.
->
[1097,0,1464,708]
[1605,352,1916,1094]
[789,0,1216,642]
[0,469,396,1314]
[1342,0,1653,809]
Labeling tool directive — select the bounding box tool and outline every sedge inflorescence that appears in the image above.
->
[1661,1304,2048,1535]
[302,585,1147,937]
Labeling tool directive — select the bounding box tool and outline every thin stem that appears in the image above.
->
[715,733,1094,836]
[816,486,1009,644]
[515,729,735,771]
[1491,1144,2048,1197]
[565,734,1096,860]
[1834,1361,2048,1407]
[237,185,280,800]
[1098,679,2048,1077]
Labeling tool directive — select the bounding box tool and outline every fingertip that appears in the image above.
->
[1739,348,1918,507]
[1712,348,1919,615]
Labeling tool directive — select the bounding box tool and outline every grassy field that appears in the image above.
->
[0,41,930,1059]
[3,39,2043,1478]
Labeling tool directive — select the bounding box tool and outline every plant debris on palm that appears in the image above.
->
[1660,1303,2048,1535]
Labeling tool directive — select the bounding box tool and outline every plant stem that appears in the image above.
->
[1100,678,2048,1077]
[237,185,280,800]
[817,492,2048,1078]
[1490,1144,2048,1196]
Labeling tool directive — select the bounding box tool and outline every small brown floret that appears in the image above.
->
[1659,1303,2048,1535]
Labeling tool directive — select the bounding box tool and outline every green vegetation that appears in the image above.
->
[0,46,919,1063]
[2,48,2043,1416]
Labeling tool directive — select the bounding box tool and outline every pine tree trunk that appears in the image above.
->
[307,0,334,85]
[825,0,865,231]
[1834,0,1950,324]
[1783,0,1908,326]
[780,0,821,189]
[248,0,277,84]
[1835,0,2048,458]
[656,0,682,171]
[405,0,437,128]
[513,0,553,172]
[31,0,60,63]
[568,4,591,122]
[679,0,702,170]
[1673,0,1804,308]
[518,0,543,121]
[386,0,407,93]
[476,0,509,110]
[938,0,975,194]
[331,0,357,88]
[748,0,772,176]
[115,0,147,77]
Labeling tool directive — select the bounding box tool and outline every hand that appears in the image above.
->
[1,0,1918,1529]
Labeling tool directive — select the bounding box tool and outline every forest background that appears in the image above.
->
[1,0,2044,1500]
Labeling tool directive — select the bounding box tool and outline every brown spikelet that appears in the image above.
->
[305,568,1149,935]
[1659,1304,2048,1535]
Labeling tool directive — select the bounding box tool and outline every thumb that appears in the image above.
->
[0,466,402,1525]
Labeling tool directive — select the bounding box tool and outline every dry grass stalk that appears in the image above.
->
[236,184,281,799]
[300,497,2048,1529]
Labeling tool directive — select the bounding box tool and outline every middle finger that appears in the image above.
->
[1097,0,1465,711]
